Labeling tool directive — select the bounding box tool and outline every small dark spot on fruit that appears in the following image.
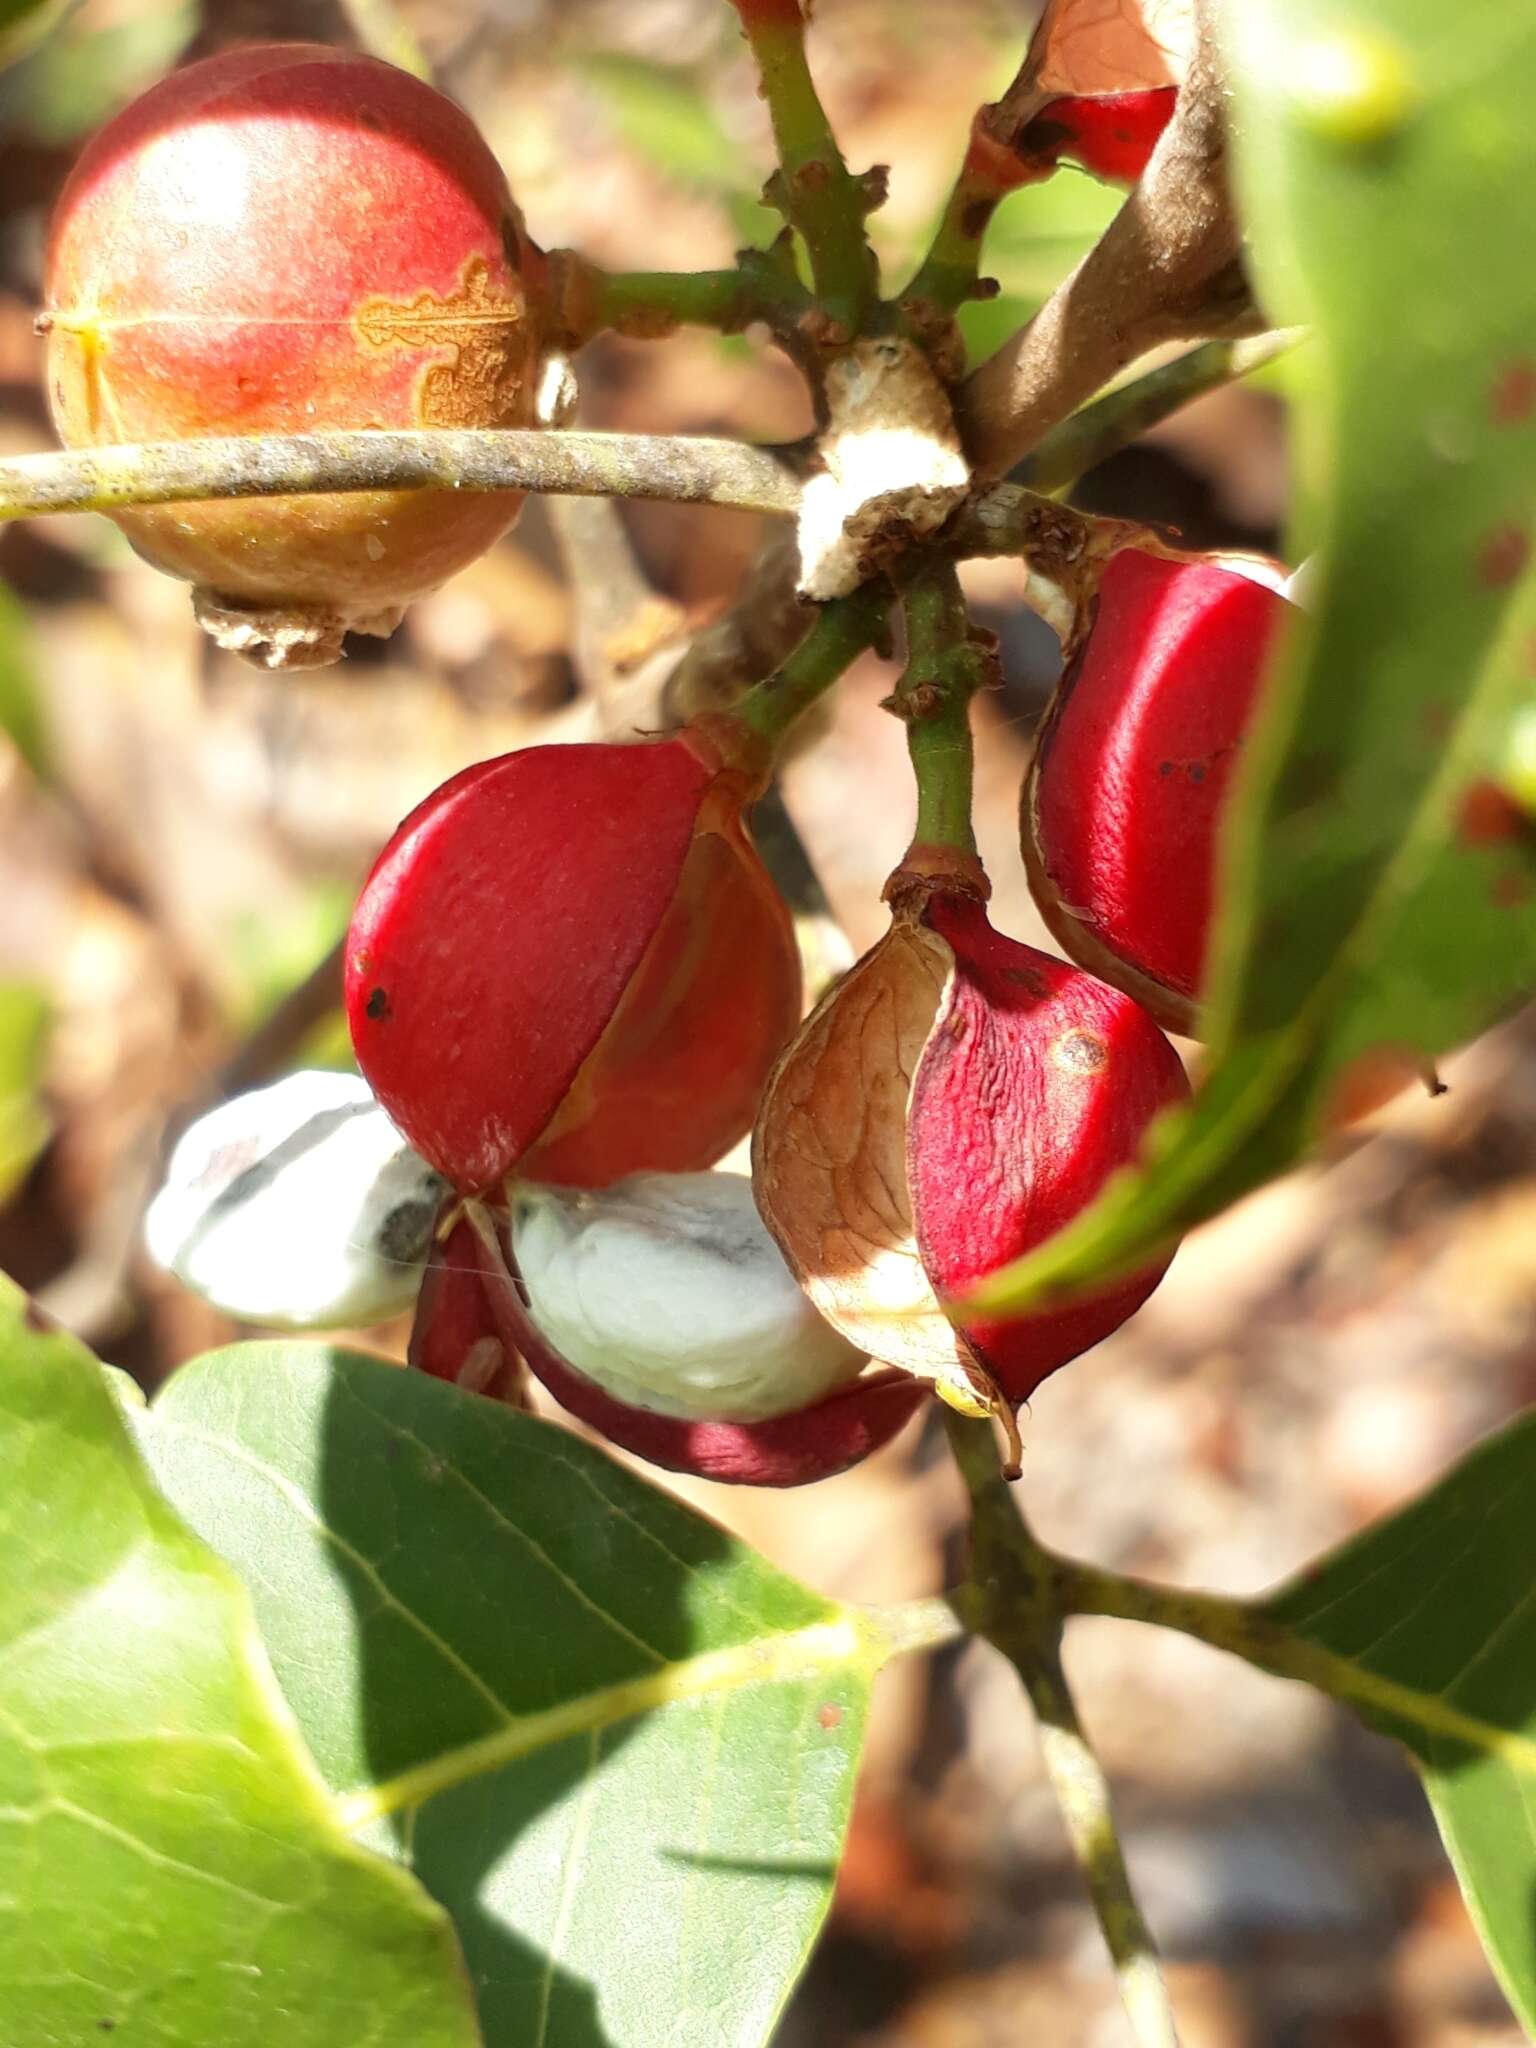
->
[356,107,385,131]
[98,2022,116,2035]
[1491,868,1533,909]
[1491,360,1536,425]
[1002,965,1048,996]
[1187,761,1206,785]
[1158,760,1174,777]
[1051,1027,1108,1075]
[817,1703,843,1731]
[1477,524,1530,590]
[366,986,391,1022]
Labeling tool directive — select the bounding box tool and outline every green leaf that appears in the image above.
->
[140,1344,903,2048]
[1260,1414,1536,2032]
[966,0,1536,1321]
[0,578,46,779]
[0,0,194,141]
[0,984,50,1202]
[0,0,71,72]
[0,1283,480,2048]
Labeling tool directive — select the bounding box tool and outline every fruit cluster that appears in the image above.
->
[149,534,1295,1486]
[83,46,1297,1484]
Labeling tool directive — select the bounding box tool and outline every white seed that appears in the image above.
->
[512,1171,866,1423]
[145,1070,445,1328]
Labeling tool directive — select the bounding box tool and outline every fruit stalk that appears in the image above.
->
[726,0,877,328]
[944,1410,1180,2048]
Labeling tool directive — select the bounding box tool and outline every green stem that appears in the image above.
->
[944,1413,1182,2048]
[727,0,877,327]
[567,260,813,342]
[1056,1561,1536,1770]
[897,564,984,855]
[731,583,889,750]
[1020,329,1307,494]
[903,145,1026,319]
[0,428,803,525]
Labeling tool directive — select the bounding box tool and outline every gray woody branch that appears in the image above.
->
[0,427,805,525]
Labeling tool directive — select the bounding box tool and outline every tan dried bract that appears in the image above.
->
[753,917,975,1381]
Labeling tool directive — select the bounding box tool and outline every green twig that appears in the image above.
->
[730,582,891,750]
[727,0,877,328]
[0,428,803,525]
[1057,1561,1536,1771]
[894,563,989,855]
[555,256,814,344]
[945,1412,1182,2048]
[1020,329,1307,494]
[902,127,1032,320]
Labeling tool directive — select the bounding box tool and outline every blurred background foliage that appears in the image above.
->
[0,3,1528,2042]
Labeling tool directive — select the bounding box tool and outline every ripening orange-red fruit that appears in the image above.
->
[43,44,547,666]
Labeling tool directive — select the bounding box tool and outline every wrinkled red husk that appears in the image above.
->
[909,894,1191,1404]
[1025,549,1292,1035]
[408,1216,528,1405]
[1020,87,1177,183]
[523,808,801,1187]
[45,44,541,610]
[347,737,715,1192]
[471,1223,924,1487]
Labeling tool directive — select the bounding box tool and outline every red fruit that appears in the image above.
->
[467,1206,923,1488]
[408,1215,527,1405]
[44,44,545,666]
[754,869,1189,1422]
[1019,87,1177,184]
[346,723,801,1196]
[1024,550,1294,1036]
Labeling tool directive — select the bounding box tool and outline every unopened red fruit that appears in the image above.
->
[1024,550,1294,1036]
[346,722,801,1196]
[44,44,545,666]
[754,867,1190,1418]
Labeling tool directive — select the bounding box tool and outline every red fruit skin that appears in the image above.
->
[476,1232,925,1487]
[44,44,540,613]
[909,895,1190,1404]
[524,809,802,1188]
[348,733,800,1196]
[348,739,713,1193]
[1020,88,1177,184]
[1025,550,1292,1035]
[408,1216,527,1404]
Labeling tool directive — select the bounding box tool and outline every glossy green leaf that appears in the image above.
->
[140,1344,906,2048]
[0,1284,480,2048]
[966,0,1536,1321]
[1261,1413,1536,2032]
